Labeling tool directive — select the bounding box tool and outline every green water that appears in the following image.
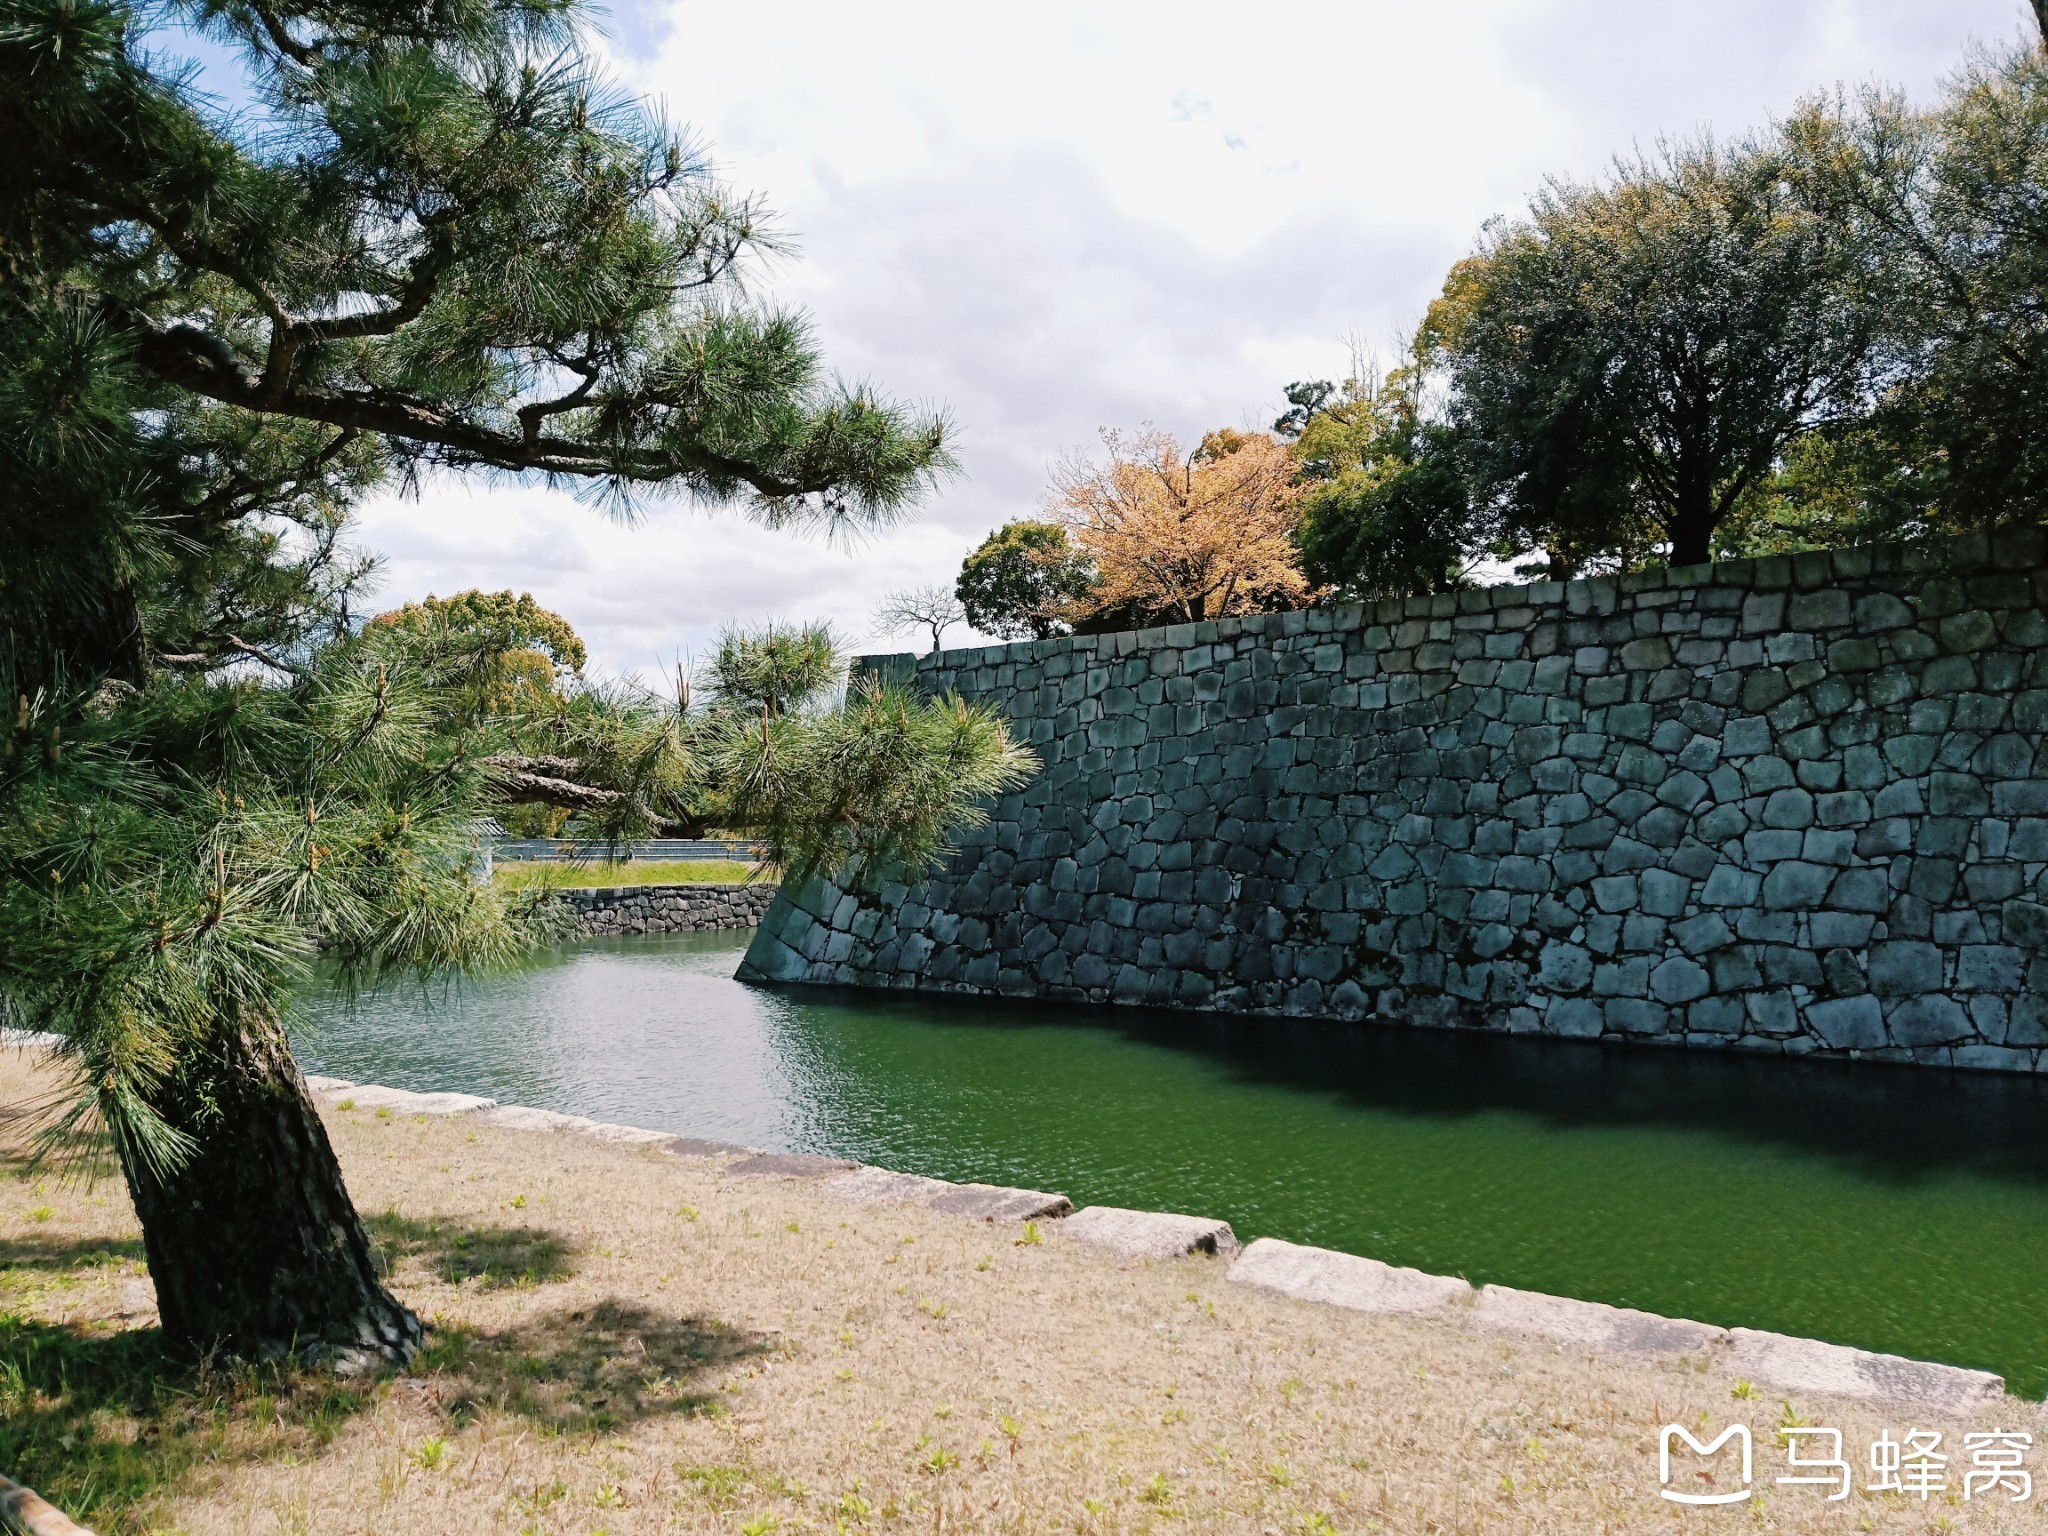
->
[295,930,2048,1397]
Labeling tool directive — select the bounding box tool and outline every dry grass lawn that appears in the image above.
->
[3,1044,2041,1536]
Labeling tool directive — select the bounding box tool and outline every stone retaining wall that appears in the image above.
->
[744,535,2048,1073]
[565,881,777,936]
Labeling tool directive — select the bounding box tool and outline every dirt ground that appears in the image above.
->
[3,1045,2042,1536]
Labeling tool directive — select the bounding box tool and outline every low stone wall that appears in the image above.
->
[746,535,2048,1073]
[564,881,778,936]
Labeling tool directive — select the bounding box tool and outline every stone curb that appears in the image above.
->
[0,1052,2027,1410]
[303,1077,1070,1222]
[1228,1237,1473,1314]
[1471,1283,1721,1356]
[0,1472,97,1536]
[1225,1237,2009,1413]
[726,1152,859,1178]
[1060,1205,1239,1260]
[1726,1326,2006,1416]
[333,1084,498,1118]
[926,1184,1073,1222]
[282,1073,2021,1410]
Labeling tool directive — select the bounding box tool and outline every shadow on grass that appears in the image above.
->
[420,1298,767,1433]
[367,1211,577,1289]
[2,1221,767,1532]
[0,1232,146,1271]
[0,1316,378,1535]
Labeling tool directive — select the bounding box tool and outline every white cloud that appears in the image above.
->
[353,0,2031,674]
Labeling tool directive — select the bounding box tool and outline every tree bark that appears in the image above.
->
[116,1008,419,1368]
[1668,477,1717,568]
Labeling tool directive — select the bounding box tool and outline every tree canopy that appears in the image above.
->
[0,0,952,687]
[1275,24,2048,591]
[1428,135,1878,573]
[954,520,1099,640]
[0,0,1013,1369]
[1282,359,1489,599]
[1049,428,1310,626]
[1778,41,2048,541]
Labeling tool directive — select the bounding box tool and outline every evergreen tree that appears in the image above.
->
[954,522,1098,641]
[1431,136,1877,572]
[1784,26,2048,540]
[0,0,966,1365]
[1279,354,1492,599]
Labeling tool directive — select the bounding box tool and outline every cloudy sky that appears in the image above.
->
[342,0,2028,675]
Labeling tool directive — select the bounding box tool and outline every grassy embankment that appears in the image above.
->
[0,1044,2014,1536]
[492,859,762,891]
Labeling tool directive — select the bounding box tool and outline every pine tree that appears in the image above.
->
[0,0,957,1364]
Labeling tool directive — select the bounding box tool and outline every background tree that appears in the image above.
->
[954,521,1098,640]
[366,590,586,712]
[0,0,967,1366]
[1779,31,2048,540]
[1051,428,1311,627]
[1280,351,1492,598]
[1430,135,1879,571]
[364,589,591,835]
[874,585,966,653]
[698,642,1034,889]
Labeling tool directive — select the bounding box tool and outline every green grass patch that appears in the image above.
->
[0,1310,383,1533]
[492,858,763,891]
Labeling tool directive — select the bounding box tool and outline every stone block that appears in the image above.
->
[818,1166,957,1206]
[1958,945,2026,991]
[1886,995,1972,1046]
[926,1183,1075,1221]
[1548,998,1605,1036]
[1649,956,1711,1004]
[1867,941,1943,995]
[1854,592,1914,632]
[1725,1328,2004,1413]
[1810,912,1876,948]
[1227,1238,1470,1314]
[2002,899,2048,950]
[1761,861,1834,910]
[1805,996,1885,1050]
[1061,1206,1240,1260]
[1605,998,1670,1035]
[727,1153,860,1178]
[1471,1285,1723,1355]
[1639,868,1690,917]
[1672,912,1735,954]
[1761,788,1816,829]
[345,1084,496,1117]
[663,1136,756,1159]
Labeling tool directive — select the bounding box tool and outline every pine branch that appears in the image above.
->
[131,315,845,498]
[225,635,306,676]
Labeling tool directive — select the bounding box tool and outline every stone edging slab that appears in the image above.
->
[1223,1237,2006,1416]
[6,1042,2015,1415]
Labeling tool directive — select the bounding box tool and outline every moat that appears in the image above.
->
[296,928,2048,1396]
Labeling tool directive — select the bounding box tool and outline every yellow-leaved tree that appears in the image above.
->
[1050,427,1311,627]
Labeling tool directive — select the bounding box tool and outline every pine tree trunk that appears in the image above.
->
[116,1007,420,1368]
